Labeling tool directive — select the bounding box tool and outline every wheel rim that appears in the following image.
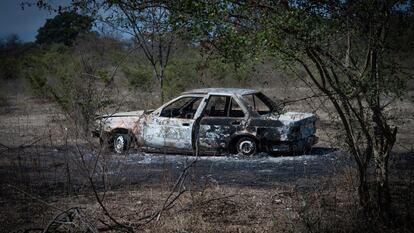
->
[239,140,254,155]
[114,136,125,153]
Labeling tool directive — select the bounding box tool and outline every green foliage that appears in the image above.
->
[207,59,255,86]
[96,69,112,86]
[0,35,27,80]
[164,58,199,99]
[36,11,93,46]
[23,44,72,99]
[120,44,260,99]
[122,65,153,91]
[170,1,255,65]
[0,57,22,80]
[22,43,112,133]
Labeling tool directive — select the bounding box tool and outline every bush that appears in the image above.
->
[22,43,112,134]
[122,65,153,91]
[164,58,199,99]
[0,35,29,81]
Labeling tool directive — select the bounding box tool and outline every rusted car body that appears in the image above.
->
[93,88,318,155]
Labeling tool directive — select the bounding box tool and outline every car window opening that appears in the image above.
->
[160,97,202,119]
[242,93,276,115]
[204,95,245,118]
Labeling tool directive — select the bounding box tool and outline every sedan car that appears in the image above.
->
[93,88,318,155]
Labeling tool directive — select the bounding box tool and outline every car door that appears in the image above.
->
[197,95,247,153]
[142,96,203,151]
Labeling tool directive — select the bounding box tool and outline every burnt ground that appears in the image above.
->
[1,145,413,232]
[103,148,344,188]
[2,145,412,194]
[0,146,345,193]
[0,145,350,232]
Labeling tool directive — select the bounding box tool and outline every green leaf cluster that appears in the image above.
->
[36,11,93,46]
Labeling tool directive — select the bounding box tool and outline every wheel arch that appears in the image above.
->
[111,128,131,135]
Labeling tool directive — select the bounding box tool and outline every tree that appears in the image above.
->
[70,0,175,103]
[36,11,93,46]
[0,34,28,80]
[170,0,413,216]
[115,1,174,103]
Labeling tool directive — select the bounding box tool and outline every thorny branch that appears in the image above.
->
[7,184,64,212]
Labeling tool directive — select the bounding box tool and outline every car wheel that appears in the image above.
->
[236,137,257,156]
[113,134,130,154]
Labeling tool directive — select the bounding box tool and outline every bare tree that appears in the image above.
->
[84,0,174,103]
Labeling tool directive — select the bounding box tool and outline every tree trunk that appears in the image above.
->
[374,147,392,217]
[159,76,164,104]
[152,67,165,104]
[358,164,371,209]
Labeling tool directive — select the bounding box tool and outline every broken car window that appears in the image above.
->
[242,93,273,115]
[229,98,245,117]
[204,96,244,118]
[160,96,202,118]
[204,95,230,117]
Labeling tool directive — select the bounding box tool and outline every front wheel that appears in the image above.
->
[236,137,257,156]
[113,134,130,154]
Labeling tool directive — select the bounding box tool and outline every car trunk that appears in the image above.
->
[278,112,317,140]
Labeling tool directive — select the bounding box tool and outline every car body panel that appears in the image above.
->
[143,116,195,150]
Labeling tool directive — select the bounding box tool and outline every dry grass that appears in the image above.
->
[0,174,361,233]
[0,77,413,232]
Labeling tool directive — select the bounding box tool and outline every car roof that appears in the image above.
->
[182,88,258,95]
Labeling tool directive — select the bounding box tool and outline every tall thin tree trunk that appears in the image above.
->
[345,16,351,68]
[371,44,393,217]
[152,68,165,104]
[358,165,370,209]
[159,76,164,104]
[374,146,392,217]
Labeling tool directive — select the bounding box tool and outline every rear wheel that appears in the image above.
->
[113,134,130,154]
[236,137,257,156]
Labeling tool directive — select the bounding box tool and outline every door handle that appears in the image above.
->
[231,121,240,125]
[182,122,190,126]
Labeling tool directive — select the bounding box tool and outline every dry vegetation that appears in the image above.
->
[1,64,413,232]
[0,17,414,229]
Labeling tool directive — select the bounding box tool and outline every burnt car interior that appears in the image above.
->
[159,92,277,119]
[203,95,245,118]
[160,97,202,119]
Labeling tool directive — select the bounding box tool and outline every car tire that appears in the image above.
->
[112,134,130,154]
[236,137,257,156]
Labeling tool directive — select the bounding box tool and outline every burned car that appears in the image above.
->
[93,88,318,155]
